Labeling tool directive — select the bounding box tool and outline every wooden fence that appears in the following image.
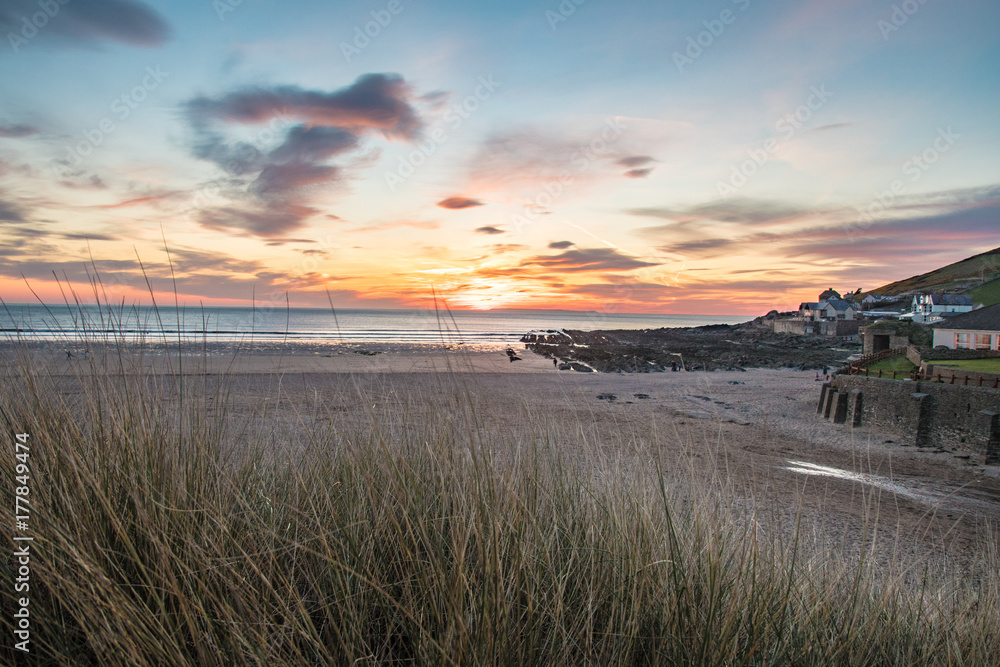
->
[845,347,908,375]
[847,346,999,387]
[853,366,1000,388]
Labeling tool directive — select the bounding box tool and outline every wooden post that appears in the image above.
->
[983,412,1000,466]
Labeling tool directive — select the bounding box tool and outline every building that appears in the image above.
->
[861,293,895,309]
[798,302,825,321]
[931,303,1000,350]
[822,298,857,320]
[818,288,841,301]
[865,310,901,319]
[861,323,911,355]
[910,294,976,323]
[798,295,857,322]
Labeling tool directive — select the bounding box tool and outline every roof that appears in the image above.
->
[824,298,855,311]
[799,302,823,309]
[916,294,974,306]
[934,294,973,306]
[931,302,1000,331]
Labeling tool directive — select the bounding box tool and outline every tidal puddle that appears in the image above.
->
[782,460,942,507]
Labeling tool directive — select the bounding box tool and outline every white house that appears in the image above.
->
[931,303,1000,350]
[911,294,975,323]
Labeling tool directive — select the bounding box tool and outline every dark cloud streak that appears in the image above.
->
[0,123,38,138]
[438,197,484,210]
[520,248,659,273]
[187,74,422,139]
[0,0,170,48]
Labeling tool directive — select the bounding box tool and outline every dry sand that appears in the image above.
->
[11,340,1000,563]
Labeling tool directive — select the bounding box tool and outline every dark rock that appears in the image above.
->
[519,321,859,374]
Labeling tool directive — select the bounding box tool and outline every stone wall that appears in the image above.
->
[773,319,859,337]
[825,320,860,337]
[821,375,1000,462]
[921,348,1000,361]
[773,320,810,335]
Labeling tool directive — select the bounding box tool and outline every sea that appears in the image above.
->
[0,304,750,347]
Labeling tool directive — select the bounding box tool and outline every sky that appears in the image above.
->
[0,0,998,315]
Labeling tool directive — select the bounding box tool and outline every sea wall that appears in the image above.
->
[820,375,1000,462]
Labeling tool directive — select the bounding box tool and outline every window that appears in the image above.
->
[975,334,992,350]
[955,333,970,349]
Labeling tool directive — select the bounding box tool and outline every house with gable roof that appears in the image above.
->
[821,298,857,321]
[910,294,976,323]
[931,303,1000,350]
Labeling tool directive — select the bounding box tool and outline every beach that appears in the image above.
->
[5,338,1000,663]
[15,339,1000,557]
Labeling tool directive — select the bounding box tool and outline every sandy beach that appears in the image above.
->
[5,338,1000,663]
[12,340,998,560]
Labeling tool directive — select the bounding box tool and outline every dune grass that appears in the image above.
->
[0,331,998,664]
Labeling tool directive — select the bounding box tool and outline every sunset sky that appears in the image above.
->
[1,0,998,315]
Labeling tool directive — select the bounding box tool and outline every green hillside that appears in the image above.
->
[867,247,1000,304]
[968,276,1000,307]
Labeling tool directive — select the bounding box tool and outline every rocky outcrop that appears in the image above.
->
[523,319,860,373]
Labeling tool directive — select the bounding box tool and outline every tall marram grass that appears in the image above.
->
[1,340,998,665]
